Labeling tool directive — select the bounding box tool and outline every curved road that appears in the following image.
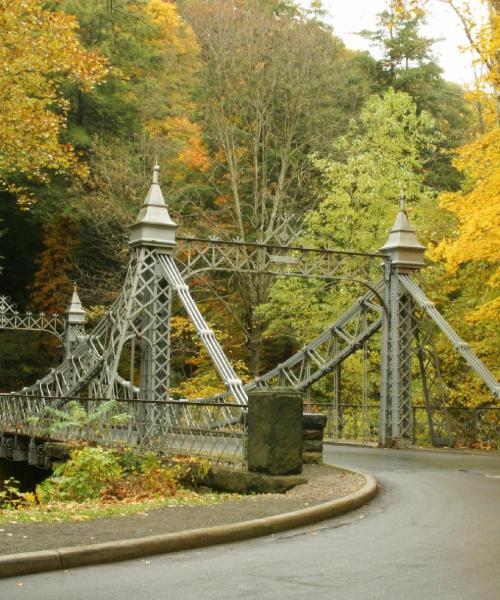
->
[1,445,499,599]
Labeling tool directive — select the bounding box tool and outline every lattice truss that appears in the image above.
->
[1,213,498,450]
[202,283,385,403]
[379,273,499,445]
[176,236,377,282]
[6,233,382,402]
[0,296,64,340]
[0,396,246,465]
[12,246,247,406]
[4,259,497,443]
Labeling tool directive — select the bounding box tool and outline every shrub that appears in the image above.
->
[101,463,178,501]
[36,447,194,504]
[0,478,36,509]
[37,446,122,502]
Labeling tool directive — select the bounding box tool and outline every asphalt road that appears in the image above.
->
[2,445,499,600]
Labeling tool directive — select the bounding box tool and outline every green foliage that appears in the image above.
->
[35,447,199,504]
[28,399,131,439]
[306,88,438,252]
[37,446,122,502]
[361,3,469,191]
[258,89,439,402]
[0,477,36,510]
[119,449,159,476]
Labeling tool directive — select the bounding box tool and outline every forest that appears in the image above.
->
[0,0,498,411]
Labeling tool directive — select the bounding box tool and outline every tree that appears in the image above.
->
[436,0,499,122]
[24,215,79,379]
[261,87,437,298]
[362,0,470,191]
[47,0,205,302]
[305,88,438,252]
[181,0,377,374]
[257,89,438,400]
[59,0,200,156]
[429,0,499,390]
[0,0,107,202]
[30,216,77,314]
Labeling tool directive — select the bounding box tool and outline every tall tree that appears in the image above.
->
[2,0,204,304]
[181,0,376,374]
[0,0,107,203]
[260,89,438,336]
[430,0,499,388]
[30,216,77,314]
[257,88,438,402]
[362,0,470,191]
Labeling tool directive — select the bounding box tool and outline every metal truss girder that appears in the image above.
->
[176,237,380,281]
[0,296,64,340]
[159,254,247,405]
[17,291,116,397]
[200,283,384,402]
[297,317,382,389]
[398,274,500,398]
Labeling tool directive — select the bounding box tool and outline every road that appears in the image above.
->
[1,445,499,599]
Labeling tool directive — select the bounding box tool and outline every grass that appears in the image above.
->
[0,488,240,525]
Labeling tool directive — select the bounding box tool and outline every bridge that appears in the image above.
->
[0,165,498,465]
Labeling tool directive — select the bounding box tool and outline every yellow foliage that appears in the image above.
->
[433,127,500,273]
[438,1,499,123]
[466,295,500,323]
[138,4,204,180]
[170,315,248,400]
[389,0,426,20]
[0,0,107,195]
[429,1,500,326]
[146,0,199,56]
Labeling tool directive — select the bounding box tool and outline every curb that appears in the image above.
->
[325,441,500,455]
[0,469,378,578]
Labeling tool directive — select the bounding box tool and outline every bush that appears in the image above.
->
[0,477,36,509]
[36,447,193,504]
[37,446,122,503]
[101,464,178,501]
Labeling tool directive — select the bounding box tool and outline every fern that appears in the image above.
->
[35,399,131,439]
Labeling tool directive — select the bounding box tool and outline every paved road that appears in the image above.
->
[2,446,499,599]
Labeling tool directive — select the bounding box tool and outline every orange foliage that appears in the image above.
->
[149,116,211,176]
[30,216,78,315]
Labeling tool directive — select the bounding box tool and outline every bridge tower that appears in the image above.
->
[379,197,426,446]
[88,164,177,401]
[91,164,246,404]
[64,284,86,359]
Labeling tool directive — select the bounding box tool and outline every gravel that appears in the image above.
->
[0,464,364,556]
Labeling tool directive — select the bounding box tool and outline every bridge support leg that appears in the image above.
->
[381,265,415,447]
[380,265,391,446]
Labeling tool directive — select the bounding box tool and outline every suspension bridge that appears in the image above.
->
[0,166,498,465]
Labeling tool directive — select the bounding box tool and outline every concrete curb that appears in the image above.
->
[0,469,378,578]
[325,441,500,455]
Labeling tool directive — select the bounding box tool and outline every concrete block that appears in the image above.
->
[247,388,303,475]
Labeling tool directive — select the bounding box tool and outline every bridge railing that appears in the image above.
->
[307,403,500,448]
[411,406,500,448]
[0,394,247,466]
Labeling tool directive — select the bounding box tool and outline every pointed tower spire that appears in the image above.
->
[380,199,426,271]
[129,164,177,248]
[66,283,86,325]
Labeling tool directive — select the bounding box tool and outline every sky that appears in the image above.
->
[297,0,486,85]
